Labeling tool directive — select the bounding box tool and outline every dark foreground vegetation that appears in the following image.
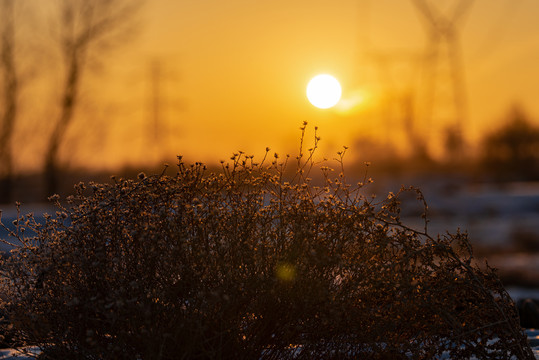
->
[0,128,535,359]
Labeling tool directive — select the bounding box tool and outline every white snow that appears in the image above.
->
[0,347,40,359]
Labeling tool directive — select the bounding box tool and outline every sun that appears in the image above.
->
[306,74,342,109]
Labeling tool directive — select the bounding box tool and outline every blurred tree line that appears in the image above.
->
[481,106,539,181]
[348,105,539,182]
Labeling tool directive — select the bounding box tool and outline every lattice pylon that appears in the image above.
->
[411,0,474,160]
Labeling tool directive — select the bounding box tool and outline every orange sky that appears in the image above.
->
[15,0,539,171]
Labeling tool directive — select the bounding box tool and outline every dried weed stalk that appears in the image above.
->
[0,124,534,359]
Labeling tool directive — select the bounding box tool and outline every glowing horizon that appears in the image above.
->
[7,0,539,172]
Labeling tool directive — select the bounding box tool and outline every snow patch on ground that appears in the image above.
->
[0,347,40,359]
[1,341,539,359]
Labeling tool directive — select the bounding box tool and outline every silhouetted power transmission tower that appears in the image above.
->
[356,0,426,158]
[149,60,162,143]
[146,58,184,165]
[367,50,424,155]
[411,0,474,160]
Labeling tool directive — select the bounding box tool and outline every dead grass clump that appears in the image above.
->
[0,128,534,359]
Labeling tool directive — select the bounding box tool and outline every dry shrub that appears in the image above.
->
[0,129,534,359]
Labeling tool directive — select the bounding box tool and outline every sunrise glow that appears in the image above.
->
[306,74,342,109]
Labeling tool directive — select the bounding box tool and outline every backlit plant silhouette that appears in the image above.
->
[0,124,534,359]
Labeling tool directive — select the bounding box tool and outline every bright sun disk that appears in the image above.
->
[306,74,342,109]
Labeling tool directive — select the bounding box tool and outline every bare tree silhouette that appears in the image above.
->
[0,0,18,203]
[482,105,539,181]
[44,0,141,197]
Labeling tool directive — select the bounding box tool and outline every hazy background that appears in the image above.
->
[3,0,538,172]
